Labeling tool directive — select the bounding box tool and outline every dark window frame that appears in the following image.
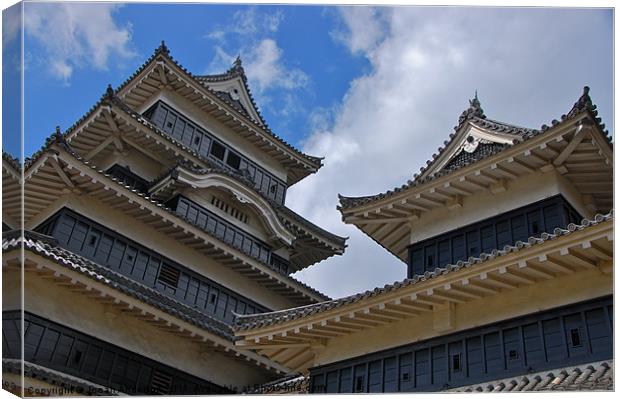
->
[407,195,582,278]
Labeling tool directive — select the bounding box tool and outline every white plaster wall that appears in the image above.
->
[184,187,275,246]
[12,270,275,389]
[95,146,169,182]
[1,267,21,311]
[410,170,592,245]
[60,194,298,311]
[313,268,612,367]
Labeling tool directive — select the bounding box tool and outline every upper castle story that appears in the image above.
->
[3,42,347,318]
[338,88,612,278]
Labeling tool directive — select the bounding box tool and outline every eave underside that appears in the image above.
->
[233,215,613,372]
[2,237,291,376]
[108,49,321,186]
[340,116,612,261]
[11,147,330,306]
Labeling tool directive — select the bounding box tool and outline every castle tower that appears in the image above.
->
[233,88,613,392]
[2,42,346,395]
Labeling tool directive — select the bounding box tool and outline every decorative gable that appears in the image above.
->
[419,94,531,179]
[196,58,265,127]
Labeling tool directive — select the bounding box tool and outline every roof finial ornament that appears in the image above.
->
[105,83,114,100]
[158,40,169,55]
[458,90,486,126]
[49,125,64,145]
[567,85,596,118]
[228,54,244,74]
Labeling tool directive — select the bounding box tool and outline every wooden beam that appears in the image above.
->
[157,62,168,85]
[447,195,463,210]
[102,108,120,132]
[479,272,518,289]
[537,255,575,274]
[560,248,597,269]
[459,176,487,191]
[460,278,499,295]
[507,157,536,173]
[517,260,555,279]
[443,283,483,299]
[581,241,612,260]
[498,266,536,285]
[49,158,75,188]
[237,342,310,350]
[443,181,472,196]
[490,163,518,179]
[85,135,116,160]
[554,125,588,166]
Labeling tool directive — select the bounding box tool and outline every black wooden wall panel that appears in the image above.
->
[169,195,293,275]
[309,297,613,393]
[143,101,287,205]
[2,311,232,395]
[407,195,583,278]
[35,208,270,325]
[105,164,150,194]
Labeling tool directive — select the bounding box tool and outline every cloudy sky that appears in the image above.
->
[2,2,613,298]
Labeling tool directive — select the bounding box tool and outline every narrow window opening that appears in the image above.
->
[126,254,134,262]
[73,350,83,364]
[270,184,277,194]
[157,264,180,288]
[509,349,519,360]
[193,136,200,145]
[226,152,241,169]
[87,235,97,247]
[210,141,226,160]
[401,372,410,382]
[570,328,582,347]
[210,293,217,304]
[355,376,365,392]
[532,221,540,234]
[426,254,434,267]
[452,354,462,371]
[150,370,173,395]
[166,121,173,128]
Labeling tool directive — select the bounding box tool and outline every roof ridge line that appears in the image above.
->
[34,144,333,303]
[234,210,613,331]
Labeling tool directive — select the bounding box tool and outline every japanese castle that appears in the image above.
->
[233,89,613,392]
[2,42,347,395]
[2,42,613,395]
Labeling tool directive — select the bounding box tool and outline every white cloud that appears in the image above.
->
[246,39,309,93]
[330,7,387,55]
[289,7,612,299]
[2,4,22,47]
[23,2,134,82]
[230,8,283,36]
[204,8,308,99]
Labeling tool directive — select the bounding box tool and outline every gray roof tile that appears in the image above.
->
[3,230,235,341]
[23,143,332,303]
[234,211,613,331]
[448,360,613,392]
[338,86,611,211]
[3,358,120,395]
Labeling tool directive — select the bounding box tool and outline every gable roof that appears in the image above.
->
[196,56,268,128]
[112,42,322,184]
[4,229,234,341]
[234,210,612,332]
[338,86,612,211]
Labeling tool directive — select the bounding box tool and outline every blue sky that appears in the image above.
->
[2,3,614,297]
[7,3,370,158]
